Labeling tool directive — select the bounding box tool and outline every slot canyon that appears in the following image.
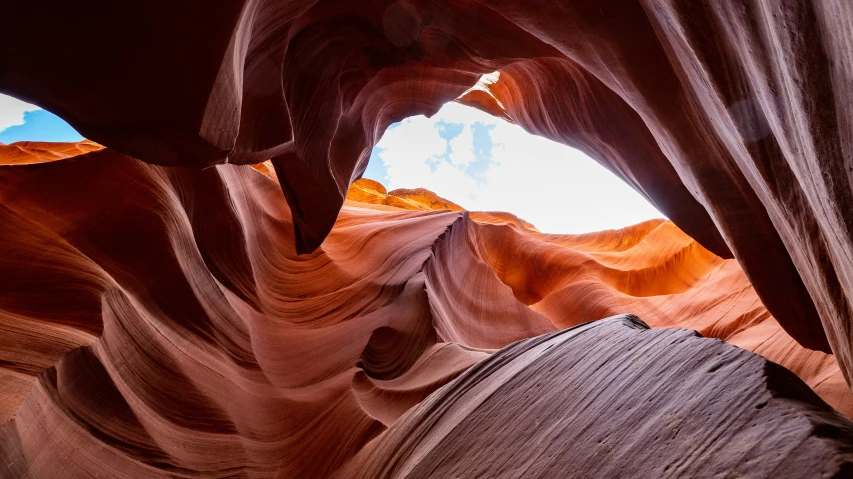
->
[2,1,853,477]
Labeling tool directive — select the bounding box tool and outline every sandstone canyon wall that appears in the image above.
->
[1,143,853,476]
[3,1,851,385]
[2,0,853,476]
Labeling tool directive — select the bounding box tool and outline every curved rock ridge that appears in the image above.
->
[347,178,540,231]
[339,315,853,479]
[1,142,852,476]
[347,174,850,416]
[0,140,103,165]
[347,178,464,213]
[0,146,469,477]
[3,2,851,382]
[425,211,851,416]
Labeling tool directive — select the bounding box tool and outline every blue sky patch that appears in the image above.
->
[0,109,83,144]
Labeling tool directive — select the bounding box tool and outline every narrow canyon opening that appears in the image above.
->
[363,100,664,234]
[2,2,853,474]
[0,90,666,235]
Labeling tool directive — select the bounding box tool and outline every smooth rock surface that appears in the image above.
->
[340,315,853,479]
[3,2,851,382]
[2,142,852,476]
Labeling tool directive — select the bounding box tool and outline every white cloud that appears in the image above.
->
[0,94,41,132]
[372,102,664,234]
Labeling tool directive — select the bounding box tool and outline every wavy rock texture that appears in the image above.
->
[0,141,103,165]
[3,2,853,389]
[347,178,463,212]
[340,315,853,479]
[0,146,470,477]
[2,142,853,476]
[346,178,538,230]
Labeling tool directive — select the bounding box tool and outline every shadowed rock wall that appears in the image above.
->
[341,316,853,479]
[1,143,852,476]
[2,1,850,387]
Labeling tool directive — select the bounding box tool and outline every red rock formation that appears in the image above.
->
[1,142,852,476]
[341,316,853,479]
[347,178,539,230]
[2,2,849,388]
[0,140,102,165]
[463,217,852,414]
[1,146,469,477]
[346,178,465,212]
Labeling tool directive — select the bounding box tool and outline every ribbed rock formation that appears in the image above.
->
[347,178,464,213]
[0,140,102,165]
[341,316,853,479]
[347,178,539,230]
[4,2,853,389]
[2,142,852,476]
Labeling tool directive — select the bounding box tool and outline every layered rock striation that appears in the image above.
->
[2,2,852,388]
[341,316,853,479]
[1,142,852,476]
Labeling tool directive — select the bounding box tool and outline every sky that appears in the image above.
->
[0,94,83,144]
[1,93,662,234]
[365,102,662,233]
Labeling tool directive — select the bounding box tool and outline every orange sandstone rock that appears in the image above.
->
[1,142,852,477]
[0,140,102,165]
[5,2,852,375]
